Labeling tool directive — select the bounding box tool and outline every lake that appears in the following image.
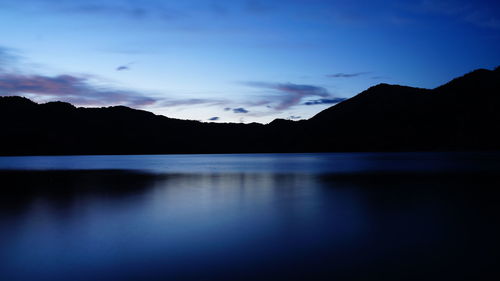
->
[1,153,499,280]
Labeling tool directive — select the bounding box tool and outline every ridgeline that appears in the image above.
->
[1,67,499,155]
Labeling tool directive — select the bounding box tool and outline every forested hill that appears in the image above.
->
[1,67,499,155]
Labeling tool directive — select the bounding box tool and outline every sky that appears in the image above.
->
[0,0,499,123]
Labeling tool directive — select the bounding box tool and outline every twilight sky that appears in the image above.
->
[0,0,499,123]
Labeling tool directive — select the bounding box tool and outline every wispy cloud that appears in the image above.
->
[158,98,227,107]
[326,72,370,78]
[0,47,17,65]
[245,0,274,14]
[0,0,187,23]
[416,0,500,29]
[116,66,130,71]
[371,75,390,80]
[208,116,220,121]
[0,45,159,107]
[51,1,186,22]
[233,107,249,113]
[0,46,22,72]
[303,98,346,105]
[14,1,272,23]
[464,10,500,29]
[243,81,340,110]
[65,4,148,19]
[0,73,157,107]
[116,62,134,71]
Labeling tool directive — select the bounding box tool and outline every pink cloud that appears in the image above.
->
[0,73,157,107]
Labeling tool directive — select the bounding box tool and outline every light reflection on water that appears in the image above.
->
[1,153,499,281]
[1,152,500,173]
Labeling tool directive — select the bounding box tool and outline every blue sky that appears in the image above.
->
[0,0,499,123]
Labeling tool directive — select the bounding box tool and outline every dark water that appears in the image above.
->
[1,153,499,281]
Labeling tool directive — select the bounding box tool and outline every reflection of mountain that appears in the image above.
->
[2,167,500,281]
[1,67,499,155]
[0,170,162,212]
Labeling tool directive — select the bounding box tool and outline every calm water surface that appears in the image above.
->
[0,153,499,280]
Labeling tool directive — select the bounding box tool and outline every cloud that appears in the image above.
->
[233,107,249,113]
[243,81,338,110]
[0,46,22,72]
[19,1,213,23]
[158,98,226,107]
[303,98,346,105]
[0,45,232,114]
[58,2,185,21]
[326,72,370,78]
[66,4,148,19]
[289,115,302,120]
[0,46,158,108]
[208,1,230,17]
[208,117,219,121]
[371,75,390,80]
[116,62,135,71]
[464,10,500,29]
[416,0,500,29]
[0,73,157,107]
[51,0,275,21]
[0,0,185,23]
[245,0,274,14]
[0,47,15,64]
[116,65,130,71]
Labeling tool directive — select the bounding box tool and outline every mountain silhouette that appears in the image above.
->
[307,67,500,151]
[1,67,499,155]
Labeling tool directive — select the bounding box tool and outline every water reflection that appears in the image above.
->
[1,168,499,281]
